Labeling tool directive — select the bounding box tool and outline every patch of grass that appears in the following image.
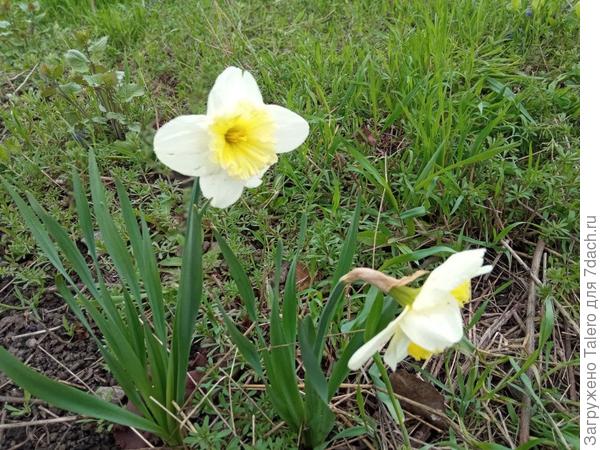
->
[1,0,579,448]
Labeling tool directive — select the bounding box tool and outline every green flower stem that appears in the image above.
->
[388,286,420,307]
[374,355,411,449]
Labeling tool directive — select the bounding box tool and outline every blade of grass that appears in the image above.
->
[380,245,456,270]
[347,147,398,212]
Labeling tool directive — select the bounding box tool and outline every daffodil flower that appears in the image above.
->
[153,67,309,208]
[344,249,493,371]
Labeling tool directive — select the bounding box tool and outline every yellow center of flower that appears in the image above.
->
[451,280,471,306]
[407,342,433,360]
[209,102,277,180]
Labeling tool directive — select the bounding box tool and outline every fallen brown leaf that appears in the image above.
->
[295,262,311,291]
[390,369,448,431]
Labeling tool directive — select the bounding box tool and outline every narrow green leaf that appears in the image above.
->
[2,179,67,277]
[328,426,369,443]
[415,141,445,187]
[61,279,156,414]
[314,282,346,357]
[121,290,146,368]
[215,232,258,322]
[299,317,328,404]
[272,240,284,306]
[55,279,152,419]
[303,385,335,448]
[29,189,130,342]
[341,286,381,333]
[88,151,141,302]
[476,443,512,450]
[331,199,361,286]
[263,350,305,431]
[116,180,166,343]
[493,221,526,244]
[515,438,545,450]
[142,218,168,341]
[115,180,143,261]
[538,296,555,350]
[265,294,305,428]
[168,180,206,406]
[0,347,161,435]
[264,358,302,430]
[143,322,168,419]
[26,193,99,298]
[398,206,427,220]
[72,172,98,264]
[327,334,363,399]
[416,141,517,191]
[364,293,384,340]
[466,298,490,330]
[219,306,263,377]
[55,276,98,343]
[282,257,298,344]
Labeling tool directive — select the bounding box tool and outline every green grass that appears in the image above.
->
[1,0,579,448]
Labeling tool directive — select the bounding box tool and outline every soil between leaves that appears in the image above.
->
[0,291,116,450]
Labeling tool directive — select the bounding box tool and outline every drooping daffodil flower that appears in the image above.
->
[344,249,493,371]
[153,67,309,208]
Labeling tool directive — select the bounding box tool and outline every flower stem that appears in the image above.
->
[373,355,411,449]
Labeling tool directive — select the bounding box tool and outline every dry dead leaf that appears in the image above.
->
[295,262,311,290]
[390,369,448,431]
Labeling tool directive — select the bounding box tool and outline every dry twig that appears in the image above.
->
[518,239,545,445]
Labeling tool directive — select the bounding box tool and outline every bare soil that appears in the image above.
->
[0,289,116,450]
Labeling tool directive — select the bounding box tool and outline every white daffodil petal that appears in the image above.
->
[153,115,218,177]
[400,302,463,352]
[348,312,405,370]
[383,331,410,371]
[245,176,262,188]
[199,171,246,208]
[476,265,494,276]
[244,167,269,188]
[265,104,309,153]
[207,67,263,116]
[424,249,488,289]
[413,249,492,311]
